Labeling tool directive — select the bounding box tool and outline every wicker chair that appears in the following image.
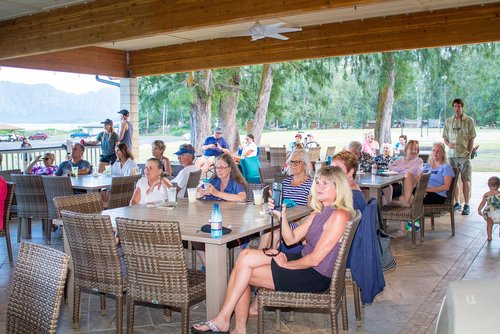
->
[183,169,202,197]
[41,176,74,244]
[0,169,21,182]
[2,182,15,265]
[380,173,431,248]
[274,173,288,183]
[257,211,362,334]
[258,146,268,165]
[61,211,126,333]
[324,146,336,161]
[116,218,206,334]
[11,174,48,244]
[6,242,69,334]
[108,175,141,209]
[269,147,287,167]
[308,147,321,162]
[423,168,459,236]
[171,164,185,177]
[259,166,282,184]
[53,192,103,218]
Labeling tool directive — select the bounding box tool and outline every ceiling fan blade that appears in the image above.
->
[266,33,289,41]
[274,27,302,34]
[251,34,266,41]
[264,22,286,30]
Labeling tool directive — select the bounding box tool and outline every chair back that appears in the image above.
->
[171,164,184,178]
[269,147,287,167]
[11,174,48,220]
[41,176,73,220]
[274,173,287,183]
[259,165,282,183]
[53,192,102,219]
[6,242,69,334]
[61,211,124,294]
[410,172,431,217]
[116,218,192,302]
[2,182,15,264]
[329,210,361,301]
[184,169,202,197]
[444,168,460,207]
[108,175,141,209]
[308,147,321,162]
[240,156,261,184]
[0,169,21,182]
[258,146,268,164]
[324,146,336,161]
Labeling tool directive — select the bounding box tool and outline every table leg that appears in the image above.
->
[205,243,228,319]
[62,226,74,315]
[369,188,380,204]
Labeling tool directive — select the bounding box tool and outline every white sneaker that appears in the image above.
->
[390,230,407,238]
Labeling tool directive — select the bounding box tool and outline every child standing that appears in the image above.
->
[477,176,500,241]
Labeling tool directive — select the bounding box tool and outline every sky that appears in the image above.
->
[0,66,109,94]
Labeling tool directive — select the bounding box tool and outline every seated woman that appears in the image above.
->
[258,149,314,250]
[151,140,172,177]
[391,142,454,238]
[361,132,380,157]
[331,150,367,212]
[234,134,258,163]
[111,143,137,177]
[197,153,247,202]
[388,139,423,207]
[191,166,354,334]
[24,152,57,175]
[130,158,174,205]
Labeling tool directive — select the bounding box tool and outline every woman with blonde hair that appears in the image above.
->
[25,152,58,175]
[151,139,172,176]
[192,166,354,333]
[130,158,174,205]
[197,153,247,202]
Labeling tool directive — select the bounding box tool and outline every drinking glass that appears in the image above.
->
[253,189,263,205]
[71,166,79,177]
[105,165,111,175]
[167,187,177,202]
[187,188,197,203]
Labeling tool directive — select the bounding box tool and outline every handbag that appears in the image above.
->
[376,203,396,272]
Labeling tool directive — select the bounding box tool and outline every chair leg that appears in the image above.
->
[411,220,416,248]
[45,219,52,245]
[288,310,295,322]
[420,216,425,241]
[189,241,197,270]
[257,296,265,334]
[26,218,32,239]
[228,247,234,277]
[100,292,107,316]
[431,215,435,230]
[17,217,22,243]
[5,227,13,265]
[275,309,281,330]
[341,289,348,331]
[450,209,456,236]
[330,305,339,334]
[353,280,362,326]
[116,294,124,334]
[181,304,189,334]
[73,286,81,329]
[126,297,134,334]
[164,306,172,322]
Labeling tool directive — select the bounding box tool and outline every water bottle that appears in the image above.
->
[211,203,223,239]
[371,163,378,175]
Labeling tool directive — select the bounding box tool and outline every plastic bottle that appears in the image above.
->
[211,203,223,239]
[371,163,378,175]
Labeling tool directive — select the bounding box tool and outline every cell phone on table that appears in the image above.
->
[271,182,283,211]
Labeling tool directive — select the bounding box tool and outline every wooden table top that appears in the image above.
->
[355,172,405,189]
[103,199,312,245]
[70,173,113,191]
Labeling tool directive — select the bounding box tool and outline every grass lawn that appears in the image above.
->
[137,127,499,172]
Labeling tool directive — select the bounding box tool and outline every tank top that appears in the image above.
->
[301,206,342,278]
[121,120,133,151]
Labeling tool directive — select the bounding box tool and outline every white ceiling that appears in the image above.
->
[1,0,497,52]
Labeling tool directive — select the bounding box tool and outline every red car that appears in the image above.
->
[28,132,48,140]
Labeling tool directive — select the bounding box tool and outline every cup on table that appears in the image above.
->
[71,166,79,177]
[105,165,111,175]
[92,169,99,177]
[167,187,177,203]
[253,189,264,205]
[187,188,197,203]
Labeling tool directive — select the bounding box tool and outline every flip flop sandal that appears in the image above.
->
[191,320,229,334]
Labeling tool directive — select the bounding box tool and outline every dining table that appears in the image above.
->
[355,171,405,203]
[70,173,113,192]
[60,198,311,319]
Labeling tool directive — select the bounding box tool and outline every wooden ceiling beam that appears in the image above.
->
[0,47,128,77]
[129,3,500,76]
[0,0,385,60]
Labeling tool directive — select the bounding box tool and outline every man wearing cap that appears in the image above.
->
[195,127,230,176]
[171,144,200,198]
[117,109,133,151]
[288,133,304,152]
[83,118,119,173]
[55,143,91,176]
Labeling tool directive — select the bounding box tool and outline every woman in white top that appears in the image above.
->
[112,143,137,176]
[130,158,174,205]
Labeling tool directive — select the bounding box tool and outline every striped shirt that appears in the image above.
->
[282,175,313,230]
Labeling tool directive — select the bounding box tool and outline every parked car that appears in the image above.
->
[28,132,48,140]
[0,134,22,142]
[70,131,90,138]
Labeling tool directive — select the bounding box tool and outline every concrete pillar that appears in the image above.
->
[120,78,139,160]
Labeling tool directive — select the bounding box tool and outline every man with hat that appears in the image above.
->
[288,133,304,152]
[117,109,133,151]
[82,118,119,173]
[171,144,200,198]
[195,126,230,176]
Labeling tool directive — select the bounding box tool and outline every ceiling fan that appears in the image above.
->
[233,21,302,41]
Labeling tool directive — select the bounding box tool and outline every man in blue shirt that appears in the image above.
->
[195,127,230,176]
[55,143,91,176]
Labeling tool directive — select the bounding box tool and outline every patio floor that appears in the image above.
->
[0,172,498,333]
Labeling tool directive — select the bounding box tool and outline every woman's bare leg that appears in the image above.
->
[192,249,275,333]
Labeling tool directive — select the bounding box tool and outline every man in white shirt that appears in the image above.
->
[171,144,200,198]
[234,134,258,162]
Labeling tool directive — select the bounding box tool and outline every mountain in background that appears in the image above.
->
[0,81,120,123]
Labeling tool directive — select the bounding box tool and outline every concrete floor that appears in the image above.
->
[0,172,498,333]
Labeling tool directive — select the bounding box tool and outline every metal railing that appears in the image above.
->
[0,145,101,171]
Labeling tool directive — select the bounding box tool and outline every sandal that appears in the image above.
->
[191,320,229,334]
